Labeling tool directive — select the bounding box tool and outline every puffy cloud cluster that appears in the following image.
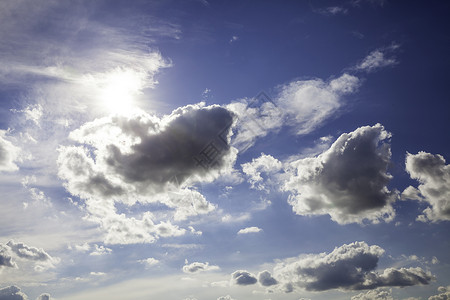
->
[351,288,393,300]
[228,73,359,151]
[272,241,433,292]
[0,244,16,268]
[283,124,396,224]
[428,286,450,300]
[182,261,220,274]
[0,286,51,300]
[258,270,278,287]
[231,270,258,285]
[241,153,282,191]
[403,152,450,222]
[58,103,237,244]
[0,131,20,172]
[6,241,51,262]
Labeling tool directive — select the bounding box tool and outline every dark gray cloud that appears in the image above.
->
[58,104,235,200]
[0,286,28,300]
[182,261,219,274]
[6,241,51,262]
[35,294,50,300]
[258,270,278,286]
[0,244,16,268]
[403,151,450,222]
[231,270,257,285]
[283,124,396,224]
[273,241,433,292]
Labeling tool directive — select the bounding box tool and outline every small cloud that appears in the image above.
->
[229,36,239,43]
[89,244,112,256]
[183,261,220,273]
[237,226,262,235]
[355,45,399,72]
[231,270,257,285]
[139,257,159,267]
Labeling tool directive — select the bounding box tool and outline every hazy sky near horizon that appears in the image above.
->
[1,1,450,300]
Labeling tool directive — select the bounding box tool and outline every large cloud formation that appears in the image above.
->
[273,241,434,292]
[58,103,236,244]
[283,124,396,224]
[6,241,52,262]
[402,151,450,222]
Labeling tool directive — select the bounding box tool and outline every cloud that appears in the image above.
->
[355,45,398,72]
[0,286,28,300]
[403,151,450,222]
[283,124,396,224]
[182,261,220,274]
[258,270,278,286]
[316,6,349,16]
[273,241,434,292]
[237,227,262,235]
[228,74,359,151]
[89,244,112,256]
[58,103,236,244]
[217,296,235,300]
[351,288,393,300]
[0,286,51,300]
[231,270,257,285]
[241,153,282,191]
[139,257,159,267]
[0,131,20,172]
[0,244,16,268]
[6,241,52,262]
[428,286,450,300]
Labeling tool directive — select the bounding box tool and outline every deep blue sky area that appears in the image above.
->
[0,1,449,300]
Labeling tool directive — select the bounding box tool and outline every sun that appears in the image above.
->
[99,68,144,115]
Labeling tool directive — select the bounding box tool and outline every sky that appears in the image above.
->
[0,0,449,299]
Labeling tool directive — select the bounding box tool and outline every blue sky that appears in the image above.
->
[0,1,450,300]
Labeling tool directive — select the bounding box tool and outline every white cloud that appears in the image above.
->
[273,241,434,292]
[0,131,20,172]
[317,6,349,15]
[139,258,159,268]
[231,270,257,285]
[6,241,52,262]
[356,45,398,72]
[283,124,396,224]
[237,227,262,235]
[351,288,393,300]
[428,285,450,300]
[228,73,359,151]
[403,151,450,222]
[89,244,112,256]
[241,153,282,191]
[182,261,220,274]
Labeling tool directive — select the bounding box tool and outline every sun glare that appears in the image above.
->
[99,68,144,115]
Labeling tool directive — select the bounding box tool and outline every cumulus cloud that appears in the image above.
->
[237,227,262,235]
[228,74,359,151]
[241,153,282,191]
[89,244,112,256]
[0,131,20,172]
[351,288,393,300]
[139,257,159,267]
[283,124,396,224]
[6,241,51,262]
[35,294,51,300]
[428,286,450,300]
[58,103,236,244]
[231,270,257,285]
[0,286,28,300]
[356,45,398,72]
[258,270,278,286]
[0,244,16,268]
[273,241,434,292]
[182,261,220,274]
[403,151,450,222]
